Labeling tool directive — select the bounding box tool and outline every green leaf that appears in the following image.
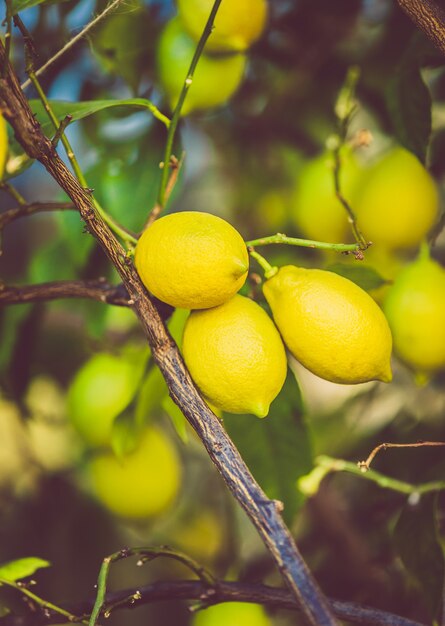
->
[111,411,141,459]
[0,557,50,582]
[11,0,68,13]
[162,394,188,443]
[393,493,444,623]
[326,263,388,291]
[225,372,312,525]
[28,98,169,137]
[386,67,432,163]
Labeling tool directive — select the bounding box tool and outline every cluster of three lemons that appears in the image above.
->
[135,211,392,419]
[157,0,268,114]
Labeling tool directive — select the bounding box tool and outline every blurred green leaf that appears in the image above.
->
[0,557,50,582]
[11,0,69,13]
[393,493,444,623]
[386,68,431,163]
[134,364,166,426]
[111,411,141,459]
[29,98,168,138]
[162,394,188,443]
[326,263,388,292]
[225,372,312,525]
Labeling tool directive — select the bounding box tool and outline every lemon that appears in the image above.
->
[193,602,272,626]
[383,252,445,376]
[178,0,268,53]
[135,212,249,309]
[291,148,363,243]
[87,426,181,520]
[156,18,246,114]
[67,352,143,448]
[0,113,8,178]
[182,294,287,417]
[354,147,439,250]
[263,265,392,384]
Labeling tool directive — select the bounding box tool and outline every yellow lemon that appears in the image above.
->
[67,353,144,448]
[0,112,8,178]
[87,426,181,519]
[135,212,249,309]
[178,0,268,53]
[193,602,272,626]
[383,252,445,376]
[263,265,392,384]
[156,18,246,114]
[182,294,287,417]
[291,148,363,243]
[354,147,439,250]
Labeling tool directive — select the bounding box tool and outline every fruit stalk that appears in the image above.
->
[246,233,360,253]
[0,40,338,626]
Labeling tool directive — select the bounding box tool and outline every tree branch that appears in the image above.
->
[0,42,337,626]
[0,279,130,306]
[396,0,445,55]
[0,201,75,231]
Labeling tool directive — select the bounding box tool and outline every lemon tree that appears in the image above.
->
[182,294,287,417]
[354,146,439,250]
[383,252,445,377]
[156,17,246,114]
[263,265,392,384]
[178,0,268,52]
[135,211,249,309]
[67,352,145,448]
[86,426,181,520]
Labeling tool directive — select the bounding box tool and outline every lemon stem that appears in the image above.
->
[246,233,360,253]
[248,247,278,279]
[418,240,431,261]
[156,0,223,212]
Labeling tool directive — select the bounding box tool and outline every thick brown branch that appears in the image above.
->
[0,42,337,626]
[396,0,445,55]
[0,279,130,306]
[0,201,75,231]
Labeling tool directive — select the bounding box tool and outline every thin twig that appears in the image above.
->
[0,279,131,307]
[245,232,361,254]
[156,0,223,212]
[0,577,87,624]
[0,201,75,231]
[20,0,126,90]
[0,180,27,204]
[358,441,445,472]
[89,547,217,626]
[145,153,183,227]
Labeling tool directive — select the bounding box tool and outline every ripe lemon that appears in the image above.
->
[192,602,272,626]
[67,352,143,448]
[263,265,392,384]
[87,426,181,519]
[354,147,439,250]
[383,252,445,376]
[156,18,246,114]
[182,294,287,417]
[291,148,363,243]
[135,211,249,309]
[0,113,8,178]
[178,0,268,53]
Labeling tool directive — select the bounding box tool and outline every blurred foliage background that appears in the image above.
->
[0,0,445,624]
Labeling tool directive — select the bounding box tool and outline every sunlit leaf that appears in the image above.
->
[0,558,50,582]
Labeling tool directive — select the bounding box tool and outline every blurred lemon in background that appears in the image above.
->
[156,18,246,114]
[193,602,273,626]
[0,113,8,178]
[178,0,268,52]
[87,426,181,519]
[384,251,445,378]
